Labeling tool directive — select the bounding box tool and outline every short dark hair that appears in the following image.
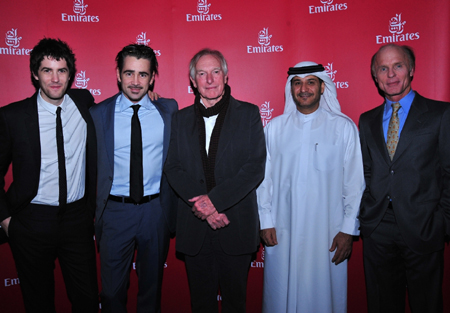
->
[30,38,76,90]
[371,44,415,78]
[189,48,228,80]
[116,44,158,90]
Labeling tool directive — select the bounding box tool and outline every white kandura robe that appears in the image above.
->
[257,106,365,313]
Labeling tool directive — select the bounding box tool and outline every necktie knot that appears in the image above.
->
[131,104,141,115]
[391,102,401,113]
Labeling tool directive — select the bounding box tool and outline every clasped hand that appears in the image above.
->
[189,195,230,230]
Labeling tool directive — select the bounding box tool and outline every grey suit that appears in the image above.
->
[90,93,177,313]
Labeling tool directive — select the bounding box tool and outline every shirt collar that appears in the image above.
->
[118,92,153,112]
[295,105,322,121]
[384,89,415,115]
[37,89,68,114]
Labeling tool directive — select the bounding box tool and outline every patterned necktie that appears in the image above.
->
[386,102,401,161]
[130,105,143,203]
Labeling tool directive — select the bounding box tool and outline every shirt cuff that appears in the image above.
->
[259,211,275,230]
[340,216,360,236]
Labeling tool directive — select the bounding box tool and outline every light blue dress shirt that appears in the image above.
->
[382,89,416,142]
[110,93,164,197]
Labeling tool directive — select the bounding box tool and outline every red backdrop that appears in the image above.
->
[0,0,449,312]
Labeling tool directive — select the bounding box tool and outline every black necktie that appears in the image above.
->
[130,105,143,203]
[56,106,67,213]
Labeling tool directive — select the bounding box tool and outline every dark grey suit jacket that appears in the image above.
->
[358,92,450,254]
[164,96,266,256]
[90,93,178,243]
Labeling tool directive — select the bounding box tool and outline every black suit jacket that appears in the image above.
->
[358,92,450,254]
[164,96,266,256]
[0,89,97,224]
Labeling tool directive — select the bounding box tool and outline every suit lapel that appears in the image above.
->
[68,90,90,123]
[67,89,97,204]
[68,90,96,159]
[215,97,239,166]
[102,96,117,172]
[24,93,41,169]
[392,93,428,162]
[153,100,171,164]
[186,107,203,163]
[368,104,391,165]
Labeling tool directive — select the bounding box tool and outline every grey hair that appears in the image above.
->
[189,48,228,80]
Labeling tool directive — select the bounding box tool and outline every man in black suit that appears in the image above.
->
[359,43,450,313]
[164,48,266,313]
[0,38,98,312]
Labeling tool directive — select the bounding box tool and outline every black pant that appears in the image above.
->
[184,229,252,313]
[8,199,99,313]
[363,208,444,313]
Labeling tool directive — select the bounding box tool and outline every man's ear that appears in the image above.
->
[116,68,121,83]
[149,73,155,86]
[190,76,197,89]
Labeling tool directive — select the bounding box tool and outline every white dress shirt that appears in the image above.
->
[31,91,87,206]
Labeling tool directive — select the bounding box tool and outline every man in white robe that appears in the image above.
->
[257,62,365,313]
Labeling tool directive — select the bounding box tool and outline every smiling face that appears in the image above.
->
[117,56,154,103]
[373,45,414,102]
[33,56,70,106]
[290,75,324,114]
[190,54,228,108]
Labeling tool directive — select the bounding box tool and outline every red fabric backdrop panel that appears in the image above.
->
[0,0,449,312]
